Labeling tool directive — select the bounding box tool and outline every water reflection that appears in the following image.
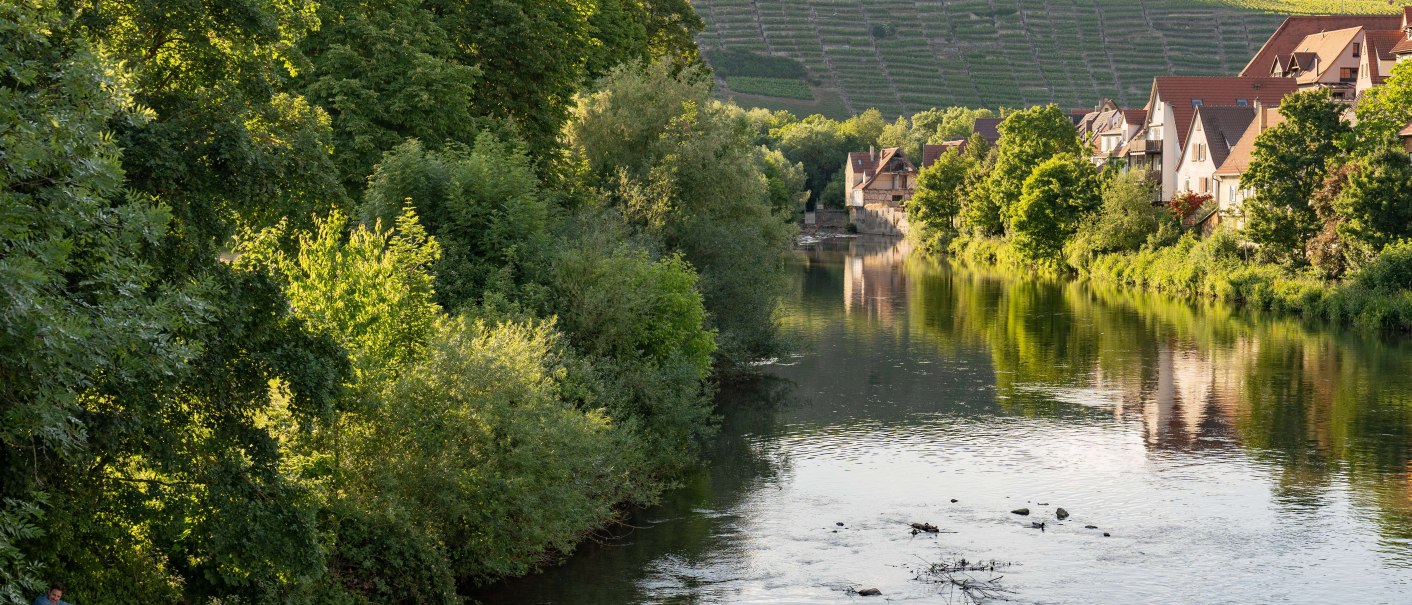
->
[476,236,1412,603]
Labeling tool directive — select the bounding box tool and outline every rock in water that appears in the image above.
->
[1103,532,1111,537]
[857,588,882,596]
[950,498,958,503]
[836,522,845,526]
[1056,507,1070,520]
[1011,508,1030,516]
[1084,525,1098,529]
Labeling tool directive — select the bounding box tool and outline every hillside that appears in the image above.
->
[695,0,1407,117]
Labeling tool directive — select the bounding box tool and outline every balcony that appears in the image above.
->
[1127,138,1162,154]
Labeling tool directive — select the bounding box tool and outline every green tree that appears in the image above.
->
[1353,60,1412,149]
[772,115,854,206]
[1333,145,1412,268]
[1010,155,1101,264]
[361,135,552,308]
[299,0,482,196]
[839,108,887,149]
[571,61,795,364]
[907,148,973,250]
[1242,89,1350,264]
[1065,171,1167,270]
[987,104,1083,232]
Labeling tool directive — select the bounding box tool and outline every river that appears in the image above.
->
[474,235,1412,604]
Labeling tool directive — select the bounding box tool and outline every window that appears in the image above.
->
[891,194,903,202]
[1353,43,1361,58]
[1195,143,1206,162]
[1340,67,1357,82]
[1200,177,1210,193]
[1237,99,1249,106]
[1192,99,1203,107]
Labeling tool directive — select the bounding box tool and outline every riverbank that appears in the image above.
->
[947,233,1412,333]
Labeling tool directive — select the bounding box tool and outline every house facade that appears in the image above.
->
[1244,10,1412,99]
[1173,105,1254,201]
[1124,77,1297,202]
[845,147,930,236]
[1078,99,1147,166]
[1209,104,1286,230]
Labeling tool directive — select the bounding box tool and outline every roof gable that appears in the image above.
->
[1151,77,1297,148]
[1214,106,1287,177]
[1242,15,1402,77]
[1185,106,1255,170]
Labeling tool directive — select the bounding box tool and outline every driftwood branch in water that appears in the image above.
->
[909,556,1015,604]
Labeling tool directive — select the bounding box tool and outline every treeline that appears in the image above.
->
[0,1,799,604]
[903,69,1412,330]
[730,105,998,209]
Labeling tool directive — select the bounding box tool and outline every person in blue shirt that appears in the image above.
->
[33,582,71,605]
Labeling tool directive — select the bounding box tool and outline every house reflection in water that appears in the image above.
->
[842,236,912,321]
[1140,342,1247,452]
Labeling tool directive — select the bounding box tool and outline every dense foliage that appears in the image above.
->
[1,1,799,603]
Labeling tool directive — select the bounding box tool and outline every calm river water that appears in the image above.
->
[476,236,1412,604]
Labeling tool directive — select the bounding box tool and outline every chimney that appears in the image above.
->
[870,145,876,160]
[1256,99,1266,132]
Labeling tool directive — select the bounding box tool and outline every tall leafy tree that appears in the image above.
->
[986,104,1083,232]
[773,115,856,206]
[1242,89,1350,264]
[571,61,796,365]
[1333,145,1412,268]
[361,135,552,308]
[907,148,974,249]
[300,0,482,196]
[1009,155,1101,263]
[1353,60,1412,149]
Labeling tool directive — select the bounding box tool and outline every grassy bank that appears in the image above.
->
[948,233,1412,333]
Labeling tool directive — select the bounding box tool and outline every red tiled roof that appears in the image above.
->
[921,143,949,168]
[1214,106,1287,177]
[848,151,876,179]
[972,118,1002,144]
[1394,35,1412,55]
[1121,109,1147,125]
[1152,77,1298,148]
[1399,121,1412,138]
[859,147,915,189]
[1241,15,1403,77]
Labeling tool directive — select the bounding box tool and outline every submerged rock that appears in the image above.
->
[1084,525,1098,529]
[1056,507,1070,520]
[857,588,882,596]
[1011,508,1030,516]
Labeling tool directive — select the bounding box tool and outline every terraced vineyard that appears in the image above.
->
[695,0,1406,117]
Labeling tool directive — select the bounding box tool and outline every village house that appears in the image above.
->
[1077,99,1147,166]
[1172,105,1255,204]
[845,146,943,235]
[1123,76,1297,202]
[1243,10,1412,100]
[1208,103,1286,232]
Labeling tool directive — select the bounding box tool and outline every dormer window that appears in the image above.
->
[1192,99,1203,107]
[1237,99,1249,106]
